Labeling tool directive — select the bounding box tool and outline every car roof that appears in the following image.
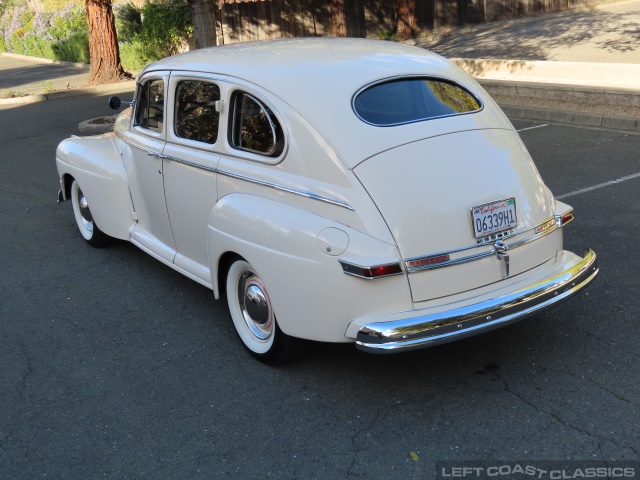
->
[142,38,509,166]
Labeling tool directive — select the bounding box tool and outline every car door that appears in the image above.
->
[162,75,225,286]
[125,74,177,263]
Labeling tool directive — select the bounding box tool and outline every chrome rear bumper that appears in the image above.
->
[356,249,598,354]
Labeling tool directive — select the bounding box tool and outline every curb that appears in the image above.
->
[0,52,89,70]
[479,80,640,108]
[452,58,640,90]
[500,104,640,132]
[0,81,136,106]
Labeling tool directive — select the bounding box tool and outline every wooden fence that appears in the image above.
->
[217,0,595,44]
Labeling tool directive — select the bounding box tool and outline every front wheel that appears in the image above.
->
[70,180,112,247]
[226,259,303,365]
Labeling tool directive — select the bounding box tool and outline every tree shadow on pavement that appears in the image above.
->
[428,7,640,65]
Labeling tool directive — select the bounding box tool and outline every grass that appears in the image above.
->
[0,90,30,99]
[40,80,54,94]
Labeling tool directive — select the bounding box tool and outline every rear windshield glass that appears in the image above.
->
[353,78,482,126]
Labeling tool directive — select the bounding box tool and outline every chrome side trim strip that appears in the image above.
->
[163,154,217,173]
[127,142,161,157]
[404,218,559,273]
[123,143,353,210]
[217,169,355,211]
[356,249,598,354]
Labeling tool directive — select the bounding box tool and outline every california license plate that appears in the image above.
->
[471,198,518,238]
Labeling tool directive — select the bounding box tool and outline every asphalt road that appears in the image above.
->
[0,54,89,95]
[1,93,639,479]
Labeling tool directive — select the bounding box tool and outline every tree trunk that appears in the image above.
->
[85,0,127,84]
[188,0,217,49]
[331,0,346,37]
[395,0,418,39]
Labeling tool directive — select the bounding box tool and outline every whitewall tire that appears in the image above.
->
[226,259,303,364]
[70,180,111,247]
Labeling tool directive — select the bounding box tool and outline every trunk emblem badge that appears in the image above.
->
[494,241,510,278]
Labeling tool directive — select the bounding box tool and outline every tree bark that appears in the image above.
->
[188,0,217,49]
[330,0,346,37]
[85,0,127,84]
[395,0,418,39]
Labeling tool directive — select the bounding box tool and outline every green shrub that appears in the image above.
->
[139,1,192,59]
[52,30,88,63]
[23,34,55,59]
[119,38,148,72]
[115,2,142,44]
[48,5,86,42]
[0,37,7,52]
[10,26,28,54]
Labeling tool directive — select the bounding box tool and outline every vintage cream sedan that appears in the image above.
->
[56,38,598,363]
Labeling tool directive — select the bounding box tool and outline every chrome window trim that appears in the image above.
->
[352,74,484,128]
[404,218,560,273]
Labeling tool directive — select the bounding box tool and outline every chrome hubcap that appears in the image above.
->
[238,272,273,340]
[76,188,93,233]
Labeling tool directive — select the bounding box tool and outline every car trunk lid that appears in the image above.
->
[353,128,560,302]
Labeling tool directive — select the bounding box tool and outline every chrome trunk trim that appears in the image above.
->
[404,218,559,273]
[356,249,598,354]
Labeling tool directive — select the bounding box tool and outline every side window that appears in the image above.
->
[134,79,165,133]
[174,80,220,145]
[230,92,284,157]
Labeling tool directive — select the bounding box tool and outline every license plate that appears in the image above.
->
[471,198,518,238]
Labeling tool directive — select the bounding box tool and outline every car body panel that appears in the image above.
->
[56,134,134,240]
[207,194,412,342]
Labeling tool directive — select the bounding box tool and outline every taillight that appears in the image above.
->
[339,260,403,279]
[555,210,574,228]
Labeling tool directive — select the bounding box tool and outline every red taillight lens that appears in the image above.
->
[561,212,574,226]
[340,261,403,279]
[365,264,403,278]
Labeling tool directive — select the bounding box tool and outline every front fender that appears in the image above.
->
[56,134,134,240]
[208,193,413,343]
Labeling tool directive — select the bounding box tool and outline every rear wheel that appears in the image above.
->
[226,259,303,365]
[70,180,111,247]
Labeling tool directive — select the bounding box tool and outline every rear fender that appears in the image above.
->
[207,193,412,343]
[56,134,134,240]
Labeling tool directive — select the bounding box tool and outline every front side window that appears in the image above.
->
[174,80,220,145]
[135,79,165,133]
[353,77,482,126]
[230,92,284,157]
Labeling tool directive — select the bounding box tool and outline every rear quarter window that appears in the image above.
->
[353,77,482,126]
[229,91,284,158]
